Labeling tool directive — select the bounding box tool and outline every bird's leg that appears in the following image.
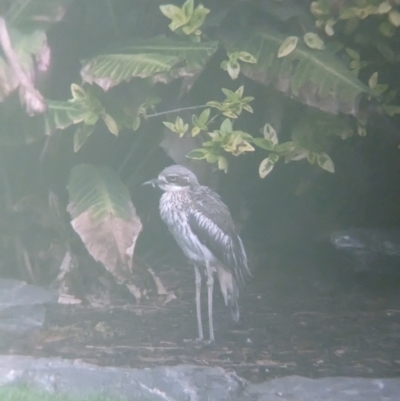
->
[194,265,204,341]
[205,262,215,342]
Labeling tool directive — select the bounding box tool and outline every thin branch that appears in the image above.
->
[146,104,208,119]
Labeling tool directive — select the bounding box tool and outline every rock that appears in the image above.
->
[330,228,400,273]
[0,279,57,339]
[0,355,244,401]
[1,356,400,401]
[243,375,400,401]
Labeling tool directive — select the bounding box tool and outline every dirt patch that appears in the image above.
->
[10,247,400,383]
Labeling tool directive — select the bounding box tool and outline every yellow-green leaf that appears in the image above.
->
[317,152,335,173]
[217,156,229,172]
[71,84,86,101]
[277,36,298,58]
[191,126,201,136]
[357,125,367,136]
[263,123,278,145]
[259,158,274,178]
[368,72,378,90]
[389,10,400,27]
[304,32,325,50]
[102,113,119,136]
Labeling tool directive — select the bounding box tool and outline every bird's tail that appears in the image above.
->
[216,265,240,322]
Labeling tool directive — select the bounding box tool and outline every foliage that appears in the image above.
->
[67,164,142,284]
[0,0,399,283]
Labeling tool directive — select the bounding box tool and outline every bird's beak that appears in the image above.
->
[142,178,161,188]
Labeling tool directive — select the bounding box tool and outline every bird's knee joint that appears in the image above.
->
[207,276,214,287]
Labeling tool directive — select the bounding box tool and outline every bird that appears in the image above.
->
[143,165,251,342]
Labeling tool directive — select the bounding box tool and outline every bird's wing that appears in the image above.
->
[188,187,250,283]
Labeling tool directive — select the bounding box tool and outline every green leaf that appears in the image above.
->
[253,137,275,150]
[182,0,194,19]
[186,148,208,159]
[357,124,367,136]
[304,32,325,50]
[163,121,178,132]
[159,4,182,20]
[263,123,278,145]
[278,36,298,58]
[197,108,210,125]
[259,157,274,178]
[132,116,141,131]
[220,118,233,134]
[317,152,335,173]
[102,113,119,136]
[268,153,280,164]
[227,60,240,79]
[220,27,371,115]
[237,52,257,63]
[71,84,87,101]
[368,72,378,90]
[382,105,400,116]
[284,148,308,162]
[74,124,95,152]
[274,141,295,153]
[67,164,142,282]
[388,10,400,27]
[81,37,218,90]
[45,99,91,135]
[217,156,229,172]
[68,164,135,220]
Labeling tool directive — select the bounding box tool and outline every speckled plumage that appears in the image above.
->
[144,165,250,342]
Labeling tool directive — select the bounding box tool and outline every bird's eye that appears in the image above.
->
[168,175,177,182]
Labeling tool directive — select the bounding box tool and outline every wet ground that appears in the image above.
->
[16,246,400,383]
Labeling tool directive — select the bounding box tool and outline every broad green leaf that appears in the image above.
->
[291,108,354,152]
[67,164,142,283]
[259,157,274,178]
[278,36,298,58]
[81,37,218,90]
[263,123,278,145]
[221,27,371,115]
[304,32,325,50]
[317,152,335,173]
[74,124,95,152]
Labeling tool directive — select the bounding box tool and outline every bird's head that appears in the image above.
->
[143,165,199,192]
